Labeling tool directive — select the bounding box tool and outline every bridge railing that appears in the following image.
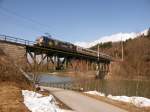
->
[0,35,35,46]
[0,34,113,61]
[99,53,112,60]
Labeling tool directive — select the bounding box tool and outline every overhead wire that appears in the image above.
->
[0,6,55,35]
[0,10,44,34]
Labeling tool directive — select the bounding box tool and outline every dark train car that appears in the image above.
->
[99,52,111,59]
[76,46,97,57]
[35,36,102,58]
[35,36,76,52]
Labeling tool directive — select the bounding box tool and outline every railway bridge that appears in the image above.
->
[0,35,113,78]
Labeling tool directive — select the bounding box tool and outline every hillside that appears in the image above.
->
[90,33,150,80]
[0,48,31,111]
[0,48,30,87]
[75,29,149,48]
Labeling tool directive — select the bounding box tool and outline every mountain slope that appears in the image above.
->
[75,29,149,48]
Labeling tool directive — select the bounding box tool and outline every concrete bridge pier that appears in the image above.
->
[96,62,110,79]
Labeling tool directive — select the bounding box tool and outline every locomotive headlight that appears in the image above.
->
[39,38,43,43]
[54,41,58,46]
[49,41,53,46]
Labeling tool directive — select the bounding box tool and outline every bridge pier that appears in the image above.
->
[96,62,110,79]
[13,46,111,78]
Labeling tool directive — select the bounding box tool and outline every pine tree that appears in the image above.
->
[148,28,150,36]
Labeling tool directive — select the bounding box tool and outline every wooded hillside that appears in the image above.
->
[91,32,150,79]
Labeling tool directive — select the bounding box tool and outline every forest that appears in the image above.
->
[91,30,150,79]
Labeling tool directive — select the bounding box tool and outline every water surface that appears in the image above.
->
[39,74,150,98]
[39,74,73,83]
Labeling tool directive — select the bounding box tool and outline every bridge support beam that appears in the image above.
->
[0,35,112,80]
[25,46,111,78]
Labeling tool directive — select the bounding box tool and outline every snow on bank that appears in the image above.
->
[108,95,150,107]
[84,91,150,107]
[84,90,105,97]
[22,90,62,112]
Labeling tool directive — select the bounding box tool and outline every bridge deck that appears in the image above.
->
[0,35,112,62]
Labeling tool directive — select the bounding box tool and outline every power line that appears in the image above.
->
[0,10,45,34]
[0,6,55,35]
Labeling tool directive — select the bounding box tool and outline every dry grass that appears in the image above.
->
[0,48,31,112]
[0,48,31,87]
[0,47,72,111]
[0,83,30,112]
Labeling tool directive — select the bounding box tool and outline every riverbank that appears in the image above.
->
[0,82,30,112]
[106,62,150,81]
[84,91,150,112]
[0,48,32,111]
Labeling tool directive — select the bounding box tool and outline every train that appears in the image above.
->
[35,36,111,59]
[35,36,76,52]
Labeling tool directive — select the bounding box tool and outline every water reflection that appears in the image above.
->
[39,74,73,83]
[81,79,150,98]
[39,74,150,98]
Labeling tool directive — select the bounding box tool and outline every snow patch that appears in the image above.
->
[84,90,150,107]
[22,90,62,112]
[75,29,149,48]
[84,90,105,97]
[108,95,150,107]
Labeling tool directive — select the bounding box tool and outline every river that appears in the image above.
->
[39,74,150,98]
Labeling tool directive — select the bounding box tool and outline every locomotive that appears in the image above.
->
[35,36,76,52]
[35,36,110,59]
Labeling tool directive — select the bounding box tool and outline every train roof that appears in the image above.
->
[38,36,74,45]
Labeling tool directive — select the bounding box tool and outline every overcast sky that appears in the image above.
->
[0,0,149,42]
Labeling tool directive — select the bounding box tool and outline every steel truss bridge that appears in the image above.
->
[0,35,113,78]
